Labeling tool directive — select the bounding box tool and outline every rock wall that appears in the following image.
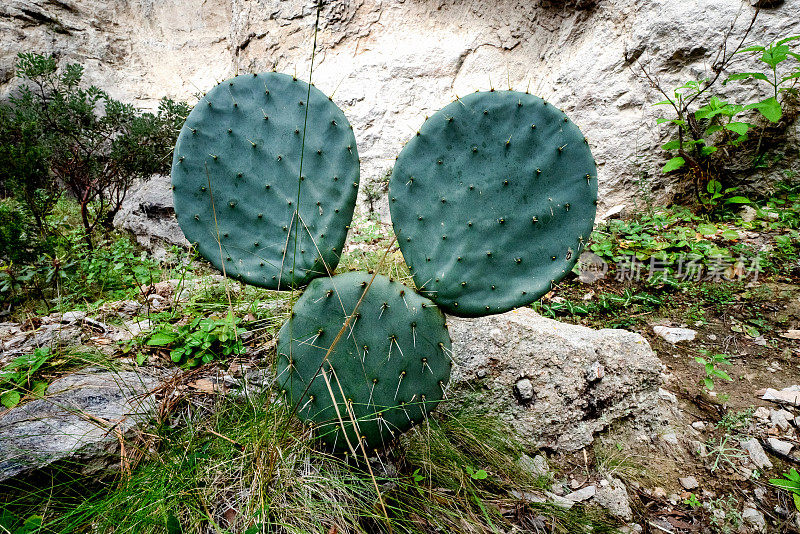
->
[2,0,798,220]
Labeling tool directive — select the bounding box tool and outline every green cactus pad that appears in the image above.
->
[171,72,360,289]
[389,90,597,317]
[277,272,451,451]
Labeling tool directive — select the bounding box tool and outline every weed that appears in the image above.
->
[0,347,51,408]
[770,468,800,511]
[145,311,245,367]
[705,435,746,473]
[694,350,733,392]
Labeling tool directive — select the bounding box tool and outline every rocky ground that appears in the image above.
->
[1,205,800,532]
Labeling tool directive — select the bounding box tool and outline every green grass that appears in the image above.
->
[0,391,618,533]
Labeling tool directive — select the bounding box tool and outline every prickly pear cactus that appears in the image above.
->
[277,272,451,451]
[389,90,597,317]
[171,72,360,289]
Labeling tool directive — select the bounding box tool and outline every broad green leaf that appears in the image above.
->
[707,180,722,195]
[1,390,21,409]
[653,99,675,106]
[781,72,800,84]
[720,228,740,240]
[661,140,681,150]
[723,72,770,84]
[777,35,800,46]
[697,223,717,236]
[662,157,685,173]
[700,145,718,156]
[762,45,791,68]
[18,515,44,534]
[147,332,176,346]
[30,381,48,398]
[724,122,750,135]
[744,97,782,122]
[737,45,766,54]
[703,378,714,390]
[136,353,147,366]
[725,196,751,204]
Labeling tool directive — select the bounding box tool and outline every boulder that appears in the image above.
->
[113,174,189,257]
[0,368,169,481]
[447,308,661,451]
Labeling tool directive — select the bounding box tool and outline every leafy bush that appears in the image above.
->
[0,52,189,249]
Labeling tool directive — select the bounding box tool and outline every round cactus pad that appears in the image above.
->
[277,272,451,451]
[389,91,597,316]
[171,72,359,289]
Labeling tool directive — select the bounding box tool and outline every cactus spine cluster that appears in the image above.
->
[171,75,597,451]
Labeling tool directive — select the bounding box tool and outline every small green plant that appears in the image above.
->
[706,495,742,534]
[683,493,701,509]
[724,35,800,122]
[706,434,746,473]
[770,468,800,511]
[694,350,733,391]
[146,312,245,367]
[465,466,488,480]
[0,347,52,408]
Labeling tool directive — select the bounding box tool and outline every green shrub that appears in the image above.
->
[0,52,189,249]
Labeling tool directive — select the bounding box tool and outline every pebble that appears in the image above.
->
[741,438,773,469]
[754,407,771,420]
[770,409,792,431]
[679,476,699,490]
[652,326,697,344]
[661,432,679,446]
[767,438,793,455]
[742,507,767,533]
[544,491,575,509]
[514,378,534,402]
[652,487,667,499]
[763,386,800,406]
[691,421,706,431]
[565,485,596,502]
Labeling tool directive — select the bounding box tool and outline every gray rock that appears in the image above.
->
[113,175,189,258]
[763,386,800,406]
[0,368,169,481]
[679,476,699,490]
[652,326,697,344]
[594,477,632,520]
[740,438,773,470]
[544,491,575,509]
[61,311,86,324]
[770,409,792,431]
[448,308,661,451]
[517,453,550,478]
[514,378,534,402]
[767,438,793,456]
[661,432,679,446]
[739,205,758,223]
[742,507,766,533]
[565,485,597,502]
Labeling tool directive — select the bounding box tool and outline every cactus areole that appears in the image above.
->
[389,90,598,317]
[277,272,452,451]
[171,72,360,290]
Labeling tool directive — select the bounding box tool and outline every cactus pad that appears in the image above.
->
[171,72,360,289]
[277,272,451,451]
[389,91,597,317]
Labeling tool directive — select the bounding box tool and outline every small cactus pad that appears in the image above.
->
[171,72,360,289]
[277,272,451,451]
[389,91,597,317]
